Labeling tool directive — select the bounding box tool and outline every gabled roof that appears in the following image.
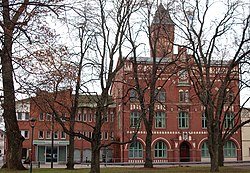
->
[152,3,174,25]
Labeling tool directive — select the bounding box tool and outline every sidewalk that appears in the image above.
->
[34,161,250,169]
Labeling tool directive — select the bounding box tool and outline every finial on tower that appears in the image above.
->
[152,3,174,25]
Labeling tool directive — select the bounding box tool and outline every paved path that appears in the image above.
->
[35,162,250,169]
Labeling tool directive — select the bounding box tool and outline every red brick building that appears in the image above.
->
[111,3,241,163]
[16,3,241,164]
[16,90,116,164]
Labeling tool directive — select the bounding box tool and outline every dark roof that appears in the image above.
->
[128,56,173,63]
[76,95,116,108]
[152,3,174,25]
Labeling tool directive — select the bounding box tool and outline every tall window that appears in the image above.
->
[89,113,92,122]
[21,130,29,139]
[224,112,234,129]
[104,132,108,140]
[202,112,207,128]
[118,111,121,129]
[224,141,237,158]
[128,141,143,158]
[110,112,114,122]
[38,131,44,139]
[154,141,167,158]
[179,90,189,103]
[130,111,140,128]
[54,131,58,139]
[155,112,166,128]
[155,88,166,102]
[17,112,22,120]
[46,131,51,139]
[78,113,82,121]
[61,131,66,139]
[25,113,30,120]
[39,112,44,121]
[201,141,209,158]
[83,113,87,122]
[178,111,189,129]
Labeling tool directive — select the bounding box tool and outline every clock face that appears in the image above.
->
[179,70,188,80]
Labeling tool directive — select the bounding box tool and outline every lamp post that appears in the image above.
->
[51,113,54,168]
[29,117,36,173]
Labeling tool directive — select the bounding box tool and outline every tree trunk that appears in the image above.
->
[66,134,74,169]
[208,123,220,172]
[209,135,219,172]
[1,35,26,170]
[90,141,100,173]
[210,150,219,172]
[218,142,224,167]
[144,130,153,168]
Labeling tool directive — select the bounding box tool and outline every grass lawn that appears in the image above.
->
[0,166,249,173]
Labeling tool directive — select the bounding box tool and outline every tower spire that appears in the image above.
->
[150,3,175,58]
[152,3,174,25]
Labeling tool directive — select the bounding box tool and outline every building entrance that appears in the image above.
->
[180,142,190,162]
[46,146,58,163]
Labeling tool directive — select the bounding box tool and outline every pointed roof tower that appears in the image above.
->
[152,3,174,25]
[150,3,175,58]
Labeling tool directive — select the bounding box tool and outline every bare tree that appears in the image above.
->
[0,0,66,169]
[126,2,181,168]
[16,0,141,173]
[171,0,250,171]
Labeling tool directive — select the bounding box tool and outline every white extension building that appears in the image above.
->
[241,108,250,161]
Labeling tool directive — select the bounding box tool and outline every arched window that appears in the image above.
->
[201,141,209,158]
[128,141,143,158]
[179,90,189,103]
[224,141,237,158]
[154,141,167,158]
[179,90,184,102]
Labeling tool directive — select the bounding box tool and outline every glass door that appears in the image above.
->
[46,146,58,163]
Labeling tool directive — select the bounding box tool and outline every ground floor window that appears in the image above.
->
[74,149,81,163]
[128,141,143,158]
[201,141,209,158]
[154,141,167,158]
[224,141,237,158]
[37,145,67,163]
[200,140,237,158]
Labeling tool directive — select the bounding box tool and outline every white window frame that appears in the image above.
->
[38,131,44,139]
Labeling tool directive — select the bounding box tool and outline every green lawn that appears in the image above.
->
[0,167,249,173]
